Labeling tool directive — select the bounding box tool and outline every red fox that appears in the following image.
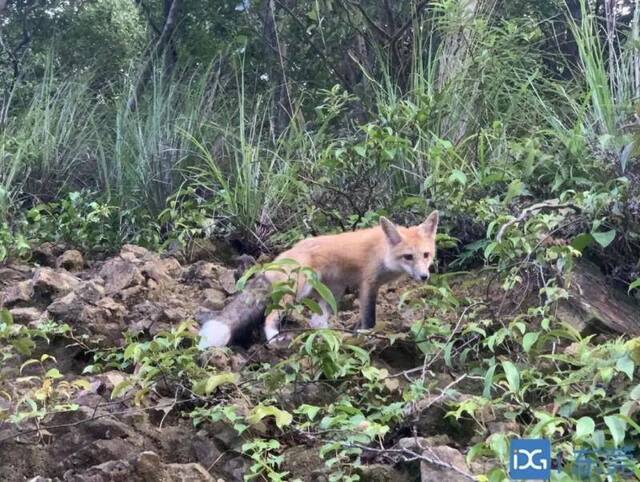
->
[198,211,438,347]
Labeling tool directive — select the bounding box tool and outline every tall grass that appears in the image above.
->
[1,60,231,219]
[187,63,298,248]
[562,0,639,171]
[110,65,218,214]
[1,61,103,215]
[4,0,635,246]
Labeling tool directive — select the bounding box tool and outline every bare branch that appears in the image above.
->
[346,441,476,481]
[273,0,353,90]
[127,0,182,110]
[496,200,581,242]
[346,1,390,40]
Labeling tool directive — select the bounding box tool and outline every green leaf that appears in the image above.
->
[111,379,134,399]
[488,433,509,464]
[486,468,508,482]
[504,179,524,204]
[0,309,13,326]
[308,279,337,314]
[444,341,454,368]
[235,263,261,290]
[621,401,635,417]
[448,169,467,186]
[630,383,640,400]
[123,343,140,361]
[616,355,635,380]
[484,242,498,259]
[575,416,595,439]
[483,363,497,398]
[522,332,540,353]
[296,404,321,421]
[45,368,63,379]
[604,415,627,447]
[301,298,322,315]
[353,145,367,157]
[592,429,605,448]
[204,372,238,395]
[12,337,35,356]
[571,233,593,252]
[247,405,293,430]
[591,229,616,248]
[629,278,640,294]
[501,361,520,393]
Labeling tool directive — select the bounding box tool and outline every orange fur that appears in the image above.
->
[263,211,439,342]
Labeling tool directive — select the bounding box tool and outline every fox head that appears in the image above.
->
[380,211,439,282]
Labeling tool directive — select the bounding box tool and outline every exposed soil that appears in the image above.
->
[1,243,632,481]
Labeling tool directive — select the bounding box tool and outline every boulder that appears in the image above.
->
[99,258,144,295]
[1,280,33,307]
[46,292,86,323]
[60,451,217,482]
[182,261,224,289]
[0,264,31,288]
[142,258,181,287]
[281,445,326,479]
[56,250,85,272]
[77,281,106,304]
[120,244,154,262]
[217,267,238,295]
[201,288,227,311]
[357,464,410,481]
[32,242,65,267]
[47,292,125,343]
[419,445,473,482]
[9,307,43,324]
[32,268,80,299]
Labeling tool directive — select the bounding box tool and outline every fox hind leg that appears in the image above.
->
[309,299,331,328]
[264,280,315,343]
[264,309,282,343]
[309,285,343,329]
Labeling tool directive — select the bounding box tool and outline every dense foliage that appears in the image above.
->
[1,0,640,480]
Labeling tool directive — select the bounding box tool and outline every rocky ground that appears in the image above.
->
[1,243,637,481]
[0,244,243,481]
[0,244,441,481]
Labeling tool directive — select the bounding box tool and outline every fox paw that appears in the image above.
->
[354,327,374,336]
[267,333,292,346]
[265,328,292,345]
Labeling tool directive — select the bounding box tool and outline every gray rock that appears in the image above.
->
[202,288,227,310]
[32,268,81,299]
[9,307,43,324]
[1,280,33,307]
[99,258,144,295]
[56,250,85,272]
[419,445,473,482]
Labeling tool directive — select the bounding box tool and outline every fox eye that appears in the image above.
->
[402,254,414,261]
[423,252,430,259]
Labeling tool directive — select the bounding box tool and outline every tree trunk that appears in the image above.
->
[436,0,496,144]
[127,0,182,110]
[557,260,640,336]
[262,0,292,136]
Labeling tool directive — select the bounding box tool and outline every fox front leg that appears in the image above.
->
[358,284,378,330]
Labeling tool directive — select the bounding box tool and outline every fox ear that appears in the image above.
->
[380,217,402,245]
[420,210,439,236]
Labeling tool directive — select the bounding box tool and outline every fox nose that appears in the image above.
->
[420,274,429,281]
